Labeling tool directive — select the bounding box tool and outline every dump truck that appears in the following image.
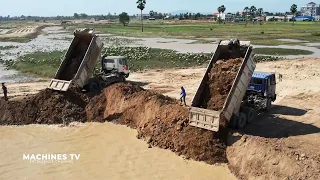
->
[48,28,130,92]
[189,39,276,132]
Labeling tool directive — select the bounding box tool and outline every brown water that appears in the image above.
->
[0,123,236,180]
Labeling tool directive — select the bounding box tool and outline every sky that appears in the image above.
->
[0,0,310,17]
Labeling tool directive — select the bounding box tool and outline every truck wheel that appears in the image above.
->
[229,115,237,129]
[236,112,247,129]
[266,98,272,112]
[244,107,256,124]
[98,81,107,91]
[89,82,98,93]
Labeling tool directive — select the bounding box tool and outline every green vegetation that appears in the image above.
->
[0,45,18,50]
[1,46,285,78]
[69,21,320,45]
[0,36,30,43]
[2,51,65,77]
[254,48,313,56]
[119,12,130,26]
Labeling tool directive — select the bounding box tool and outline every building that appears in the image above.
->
[301,2,320,17]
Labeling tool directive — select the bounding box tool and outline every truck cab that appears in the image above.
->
[101,56,130,78]
[247,71,277,111]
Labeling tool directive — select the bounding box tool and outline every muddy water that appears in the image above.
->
[0,123,235,180]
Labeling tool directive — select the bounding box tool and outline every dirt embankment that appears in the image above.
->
[86,83,227,164]
[0,83,227,164]
[0,88,88,125]
[200,58,242,110]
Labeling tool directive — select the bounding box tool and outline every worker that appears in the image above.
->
[279,73,283,82]
[180,86,186,106]
[2,82,8,101]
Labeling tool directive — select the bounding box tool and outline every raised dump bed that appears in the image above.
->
[48,29,103,91]
[189,40,255,132]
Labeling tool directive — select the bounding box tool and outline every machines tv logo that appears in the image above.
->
[23,154,80,164]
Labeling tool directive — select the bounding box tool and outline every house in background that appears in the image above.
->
[301,2,320,17]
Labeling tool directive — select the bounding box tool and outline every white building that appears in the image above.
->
[301,2,320,16]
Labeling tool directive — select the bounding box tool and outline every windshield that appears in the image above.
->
[251,78,263,85]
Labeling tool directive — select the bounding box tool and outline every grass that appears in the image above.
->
[0,37,30,43]
[254,48,314,56]
[4,51,66,77]
[68,21,320,46]
[0,45,18,50]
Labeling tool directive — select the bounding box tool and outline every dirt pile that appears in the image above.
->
[200,58,243,110]
[86,83,227,164]
[0,88,89,125]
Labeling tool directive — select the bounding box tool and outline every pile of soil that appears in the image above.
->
[0,88,89,125]
[86,83,227,164]
[200,58,243,110]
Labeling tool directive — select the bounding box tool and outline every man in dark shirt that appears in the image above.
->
[2,83,8,101]
[180,86,186,106]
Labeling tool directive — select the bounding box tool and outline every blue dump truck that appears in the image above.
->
[189,40,277,132]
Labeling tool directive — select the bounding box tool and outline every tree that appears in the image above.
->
[217,6,222,24]
[119,12,130,26]
[291,4,297,26]
[243,7,249,27]
[149,10,154,17]
[74,13,79,19]
[250,6,257,24]
[257,8,263,25]
[136,0,146,32]
[80,13,88,19]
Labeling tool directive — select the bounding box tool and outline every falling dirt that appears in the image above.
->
[86,83,227,164]
[200,58,243,110]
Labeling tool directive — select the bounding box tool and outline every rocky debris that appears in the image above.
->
[200,58,243,110]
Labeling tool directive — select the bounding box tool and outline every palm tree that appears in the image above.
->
[257,8,263,25]
[291,4,297,26]
[217,6,222,24]
[221,5,226,22]
[136,0,146,32]
[243,7,249,27]
[250,6,257,24]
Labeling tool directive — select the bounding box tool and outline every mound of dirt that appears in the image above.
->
[86,83,227,164]
[200,58,243,110]
[0,88,89,125]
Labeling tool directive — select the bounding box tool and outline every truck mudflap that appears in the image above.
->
[189,107,220,132]
[48,79,71,91]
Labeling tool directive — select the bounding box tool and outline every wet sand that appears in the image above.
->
[0,123,236,180]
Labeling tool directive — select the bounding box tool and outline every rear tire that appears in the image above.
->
[244,107,256,124]
[229,115,237,129]
[266,98,272,112]
[89,82,98,93]
[236,112,247,129]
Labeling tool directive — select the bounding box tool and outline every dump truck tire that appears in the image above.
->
[229,115,237,128]
[98,81,107,91]
[89,82,98,93]
[236,112,247,129]
[244,107,256,124]
[266,98,272,112]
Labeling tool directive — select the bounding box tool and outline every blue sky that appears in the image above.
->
[0,0,309,16]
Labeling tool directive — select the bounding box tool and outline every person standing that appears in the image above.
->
[180,86,186,106]
[2,83,8,101]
